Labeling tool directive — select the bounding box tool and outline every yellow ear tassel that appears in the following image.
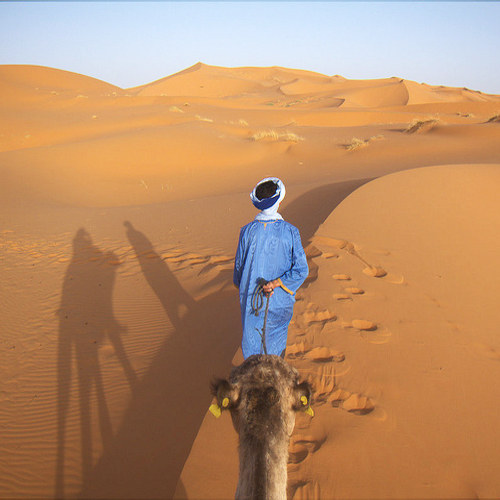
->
[301,395,314,417]
[209,397,230,418]
[209,403,222,418]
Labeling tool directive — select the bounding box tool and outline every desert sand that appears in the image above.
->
[1,62,500,499]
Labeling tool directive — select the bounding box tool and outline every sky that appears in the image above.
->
[1,1,500,94]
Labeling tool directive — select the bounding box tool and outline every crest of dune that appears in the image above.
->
[130,62,331,99]
[404,79,497,105]
[0,64,124,99]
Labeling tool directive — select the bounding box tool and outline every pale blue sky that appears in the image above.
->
[1,1,499,94]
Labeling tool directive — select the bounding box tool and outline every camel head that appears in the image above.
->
[211,354,313,433]
[210,354,313,500]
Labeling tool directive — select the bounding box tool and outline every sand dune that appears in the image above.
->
[177,164,500,499]
[0,65,123,98]
[132,63,500,110]
[1,63,500,499]
[131,62,332,99]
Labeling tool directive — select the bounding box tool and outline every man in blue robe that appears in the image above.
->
[233,177,309,359]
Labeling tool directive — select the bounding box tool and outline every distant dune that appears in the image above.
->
[1,63,500,499]
[131,62,500,107]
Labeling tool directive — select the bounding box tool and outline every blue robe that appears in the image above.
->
[233,219,309,359]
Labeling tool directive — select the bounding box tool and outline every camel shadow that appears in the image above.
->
[56,228,137,499]
[78,222,240,499]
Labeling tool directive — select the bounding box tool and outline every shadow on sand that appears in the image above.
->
[76,222,241,499]
[57,179,369,498]
[56,228,137,499]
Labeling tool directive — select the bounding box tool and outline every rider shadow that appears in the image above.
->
[55,228,137,499]
[79,222,240,499]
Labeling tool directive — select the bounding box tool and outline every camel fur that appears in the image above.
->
[211,354,313,500]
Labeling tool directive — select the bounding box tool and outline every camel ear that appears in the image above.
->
[293,381,314,417]
[209,378,239,418]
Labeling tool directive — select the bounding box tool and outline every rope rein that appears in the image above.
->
[251,278,270,355]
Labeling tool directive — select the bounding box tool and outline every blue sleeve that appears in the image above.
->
[278,226,308,294]
[233,228,245,288]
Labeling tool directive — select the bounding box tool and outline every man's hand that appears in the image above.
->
[263,279,280,297]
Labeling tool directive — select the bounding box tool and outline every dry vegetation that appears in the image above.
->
[344,137,368,151]
[405,118,440,134]
[169,106,184,113]
[251,129,304,142]
[228,119,249,126]
[195,115,213,122]
[343,135,384,151]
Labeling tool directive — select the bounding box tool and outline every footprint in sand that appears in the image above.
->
[333,293,351,301]
[286,341,314,359]
[345,287,365,295]
[312,363,349,402]
[362,266,387,278]
[311,236,354,251]
[341,393,375,415]
[304,244,322,259]
[288,433,327,464]
[361,327,392,344]
[351,319,377,331]
[332,273,351,281]
[344,320,392,344]
[287,344,345,363]
[321,252,339,259]
[328,388,352,407]
[329,389,374,415]
[301,309,337,326]
[305,346,345,363]
[288,444,309,465]
[363,265,405,284]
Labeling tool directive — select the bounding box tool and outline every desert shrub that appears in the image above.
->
[405,118,440,134]
[195,115,213,122]
[251,129,304,142]
[344,138,368,150]
[229,119,249,126]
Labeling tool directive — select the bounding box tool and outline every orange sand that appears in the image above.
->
[1,63,500,499]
